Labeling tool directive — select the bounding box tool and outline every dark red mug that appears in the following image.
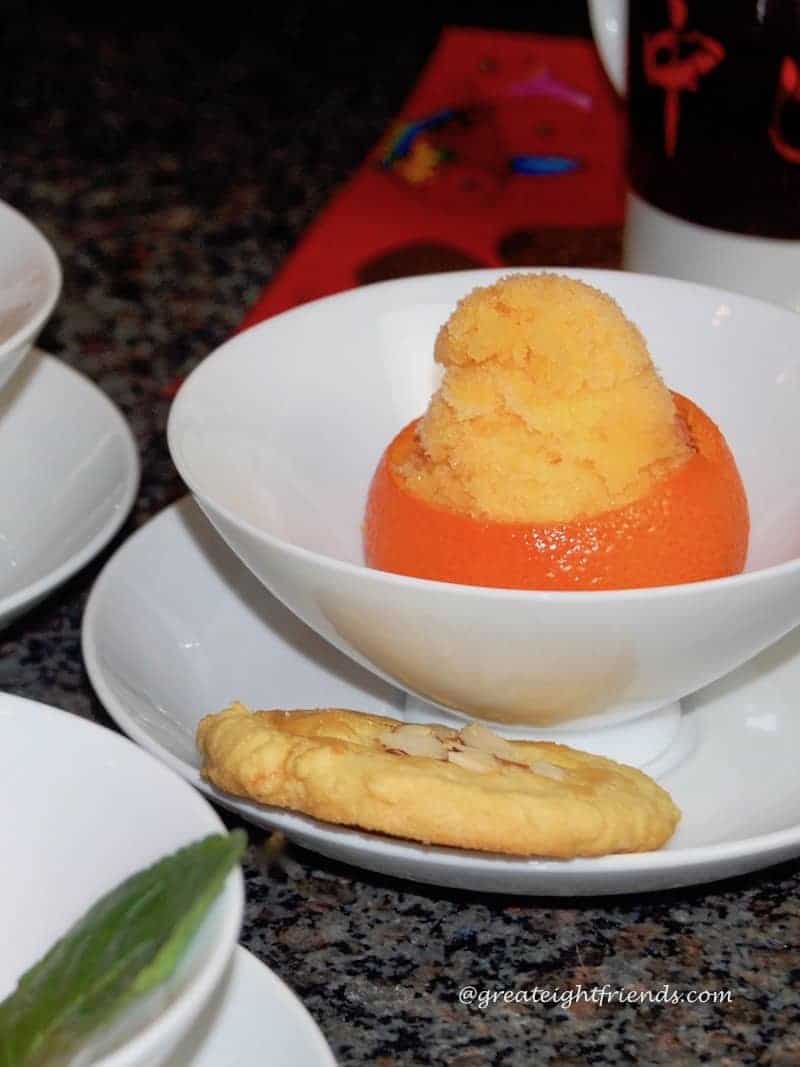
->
[589,0,800,307]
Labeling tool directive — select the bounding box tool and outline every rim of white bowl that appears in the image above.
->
[168,267,800,602]
[186,483,800,602]
[0,200,62,360]
[0,354,140,622]
[3,695,244,1067]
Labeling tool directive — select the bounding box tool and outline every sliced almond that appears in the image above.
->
[447,747,498,774]
[495,755,536,769]
[379,724,447,759]
[378,719,568,778]
[428,723,460,742]
[458,721,519,761]
[528,759,567,782]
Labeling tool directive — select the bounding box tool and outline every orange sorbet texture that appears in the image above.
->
[401,274,694,524]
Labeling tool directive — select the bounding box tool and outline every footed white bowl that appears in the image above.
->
[0,200,61,389]
[168,269,800,749]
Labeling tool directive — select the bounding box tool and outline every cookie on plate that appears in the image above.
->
[196,703,680,858]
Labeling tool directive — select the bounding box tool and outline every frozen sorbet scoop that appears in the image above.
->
[398,273,692,523]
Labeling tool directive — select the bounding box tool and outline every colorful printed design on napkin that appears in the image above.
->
[241,27,625,327]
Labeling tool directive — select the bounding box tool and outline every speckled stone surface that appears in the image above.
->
[2,10,799,1065]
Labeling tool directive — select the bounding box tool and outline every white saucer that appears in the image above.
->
[83,498,800,896]
[167,947,335,1066]
[0,349,139,626]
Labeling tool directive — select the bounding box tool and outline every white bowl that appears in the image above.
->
[0,694,244,1067]
[167,269,800,741]
[0,200,61,389]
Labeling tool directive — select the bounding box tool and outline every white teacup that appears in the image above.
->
[589,0,800,311]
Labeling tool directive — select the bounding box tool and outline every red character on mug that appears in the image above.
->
[770,55,800,163]
[643,0,725,157]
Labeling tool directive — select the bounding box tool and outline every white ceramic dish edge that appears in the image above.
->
[0,350,140,626]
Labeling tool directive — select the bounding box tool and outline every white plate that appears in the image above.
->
[0,349,139,627]
[169,947,335,1067]
[0,692,244,1067]
[83,498,800,896]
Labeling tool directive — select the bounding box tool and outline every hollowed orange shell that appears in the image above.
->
[364,394,749,591]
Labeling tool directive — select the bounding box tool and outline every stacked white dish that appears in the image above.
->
[0,202,139,627]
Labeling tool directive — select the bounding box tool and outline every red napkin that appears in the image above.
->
[241,26,625,327]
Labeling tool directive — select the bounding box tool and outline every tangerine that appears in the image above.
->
[363,393,749,591]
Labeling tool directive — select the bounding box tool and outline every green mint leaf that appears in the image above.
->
[0,830,246,1067]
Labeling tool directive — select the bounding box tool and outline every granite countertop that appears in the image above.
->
[1,10,799,1065]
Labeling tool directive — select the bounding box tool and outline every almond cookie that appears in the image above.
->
[196,703,680,858]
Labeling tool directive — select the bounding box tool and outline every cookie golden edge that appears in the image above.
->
[196,703,681,859]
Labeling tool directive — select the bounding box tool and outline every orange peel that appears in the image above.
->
[364,393,749,591]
